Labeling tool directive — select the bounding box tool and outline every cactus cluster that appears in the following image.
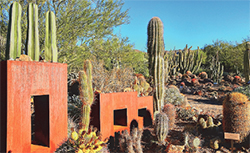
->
[119,128,143,153]
[178,45,203,74]
[223,92,250,144]
[78,60,94,131]
[6,2,58,62]
[164,50,179,82]
[124,75,152,96]
[210,137,221,150]
[209,51,224,84]
[58,125,107,153]
[244,42,250,83]
[183,133,202,153]
[147,17,165,112]
[154,112,169,145]
[198,116,221,132]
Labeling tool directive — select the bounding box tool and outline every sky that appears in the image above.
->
[113,0,250,51]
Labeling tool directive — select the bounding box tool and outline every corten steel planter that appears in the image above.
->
[90,92,153,140]
[0,60,67,153]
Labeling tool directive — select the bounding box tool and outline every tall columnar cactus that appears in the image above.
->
[178,45,203,74]
[210,51,224,84]
[223,92,250,144]
[6,2,22,60]
[45,11,58,62]
[147,17,165,112]
[26,3,39,61]
[244,42,250,83]
[79,60,94,131]
[154,112,169,145]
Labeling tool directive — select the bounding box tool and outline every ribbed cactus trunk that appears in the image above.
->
[154,112,169,145]
[27,3,39,61]
[244,42,250,83]
[6,2,22,60]
[79,60,94,131]
[45,11,58,62]
[147,17,165,112]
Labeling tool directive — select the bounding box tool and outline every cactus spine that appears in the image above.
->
[223,92,250,144]
[147,17,165,112]
[154,112,169,145]
[244,42,250,83]
[6,2,22,60]
[27,3,39,61]
[45,11,58,62]
[79,60,94,131]
[178,45,203,74]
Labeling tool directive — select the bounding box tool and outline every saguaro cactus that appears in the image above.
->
[26,3,39,61]
[79,60,94,131]
[45,11,58,62]
[147,17,165,112]
[6,2,22,60]
[244,42,250,83]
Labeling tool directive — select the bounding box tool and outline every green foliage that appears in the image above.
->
[244,42,250,82]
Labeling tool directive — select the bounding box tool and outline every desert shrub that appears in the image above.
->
[91,60,135,93]
[233,85,250,98]
[68,95,82,123]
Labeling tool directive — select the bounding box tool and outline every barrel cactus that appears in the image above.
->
[147,17,165,112]
[223,92,250,144]
[162,103,176,130]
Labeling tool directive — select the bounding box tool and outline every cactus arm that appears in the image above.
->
[27,3,39,61]
[6,2,22,60]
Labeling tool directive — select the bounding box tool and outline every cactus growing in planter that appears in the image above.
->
[26,3,40,61]
[244,42,250,83]
[79,60,94,131]
[223,92,250,144]
[154,112,169,145]
[147,17,165,112]
[45,11,58,62]
[6,2,22,60]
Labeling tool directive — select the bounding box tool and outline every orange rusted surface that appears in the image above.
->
[90,92,153,140]
[0,60,67,153]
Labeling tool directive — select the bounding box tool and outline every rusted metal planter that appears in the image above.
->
[0,60,67,153]
[90,92,153,140]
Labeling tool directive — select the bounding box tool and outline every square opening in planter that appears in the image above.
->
[31,95,50,147]
[113,108,127,126]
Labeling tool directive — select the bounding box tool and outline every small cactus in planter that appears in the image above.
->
[223,92,250,144]
[154,112,169,145]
